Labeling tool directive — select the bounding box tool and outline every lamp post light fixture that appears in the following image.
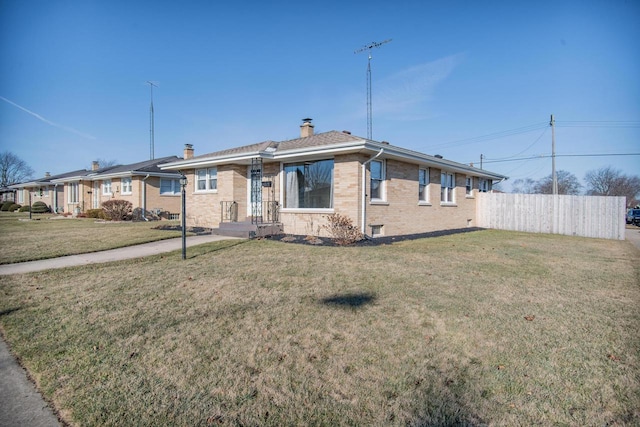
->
[179,174,188,260]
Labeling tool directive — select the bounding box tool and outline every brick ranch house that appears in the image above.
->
[161,119,507,238]
[12,157,184,216]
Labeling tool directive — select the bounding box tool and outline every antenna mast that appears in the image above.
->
[355,39,392,140]
[146,81,158,160]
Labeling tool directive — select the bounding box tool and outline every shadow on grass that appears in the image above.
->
[0,307,21,317]
[319,292,376,308]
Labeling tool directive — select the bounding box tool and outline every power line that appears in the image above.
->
[427,122,548,150]
[482,152,640,164]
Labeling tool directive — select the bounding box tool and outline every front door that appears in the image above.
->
[93,182,99,208]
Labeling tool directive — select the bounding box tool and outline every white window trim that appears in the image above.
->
[68,182,79,204]
[102,179,112,196]
[370,159,386,203]
[195,167,218,193]
[121,178,132,195]
[465,176,474,198]
[419,167,430,205]
[441,172,456,206]
[280,159,335,210]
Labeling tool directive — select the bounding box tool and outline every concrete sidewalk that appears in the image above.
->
[0,233,241,426]
[0,234,241,276]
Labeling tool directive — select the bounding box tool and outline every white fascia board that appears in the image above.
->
[272,143,368,160]
[50,175,88,184]
[160,152,264,170]
[93,171,183,180]
[365,142,508,180]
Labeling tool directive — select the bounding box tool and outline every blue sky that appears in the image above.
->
[1,0,638,191]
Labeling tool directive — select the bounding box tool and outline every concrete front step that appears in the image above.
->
[215,222,283,238]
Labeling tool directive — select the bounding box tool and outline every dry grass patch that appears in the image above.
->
[0,213,184,264]
[0,230,638,426]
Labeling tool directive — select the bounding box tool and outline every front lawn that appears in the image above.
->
[0,212,184,264]
[0,230,638,426]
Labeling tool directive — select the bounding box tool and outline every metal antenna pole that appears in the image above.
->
[146,81,158,160]
[550,114,557,195]
[355,39,392,140]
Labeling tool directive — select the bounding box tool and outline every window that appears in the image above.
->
[160,178,180,195]
[121,178,132,194]
[419,168,429,203]
[466,176,473,197]
[17,190,24,203]
[284,159,333,209]
[441,172,455,204]
[370,160,385,201]
[479,178,491,193]
[68,182,79,203]
[196,167,217,191]
[102,179,112,195]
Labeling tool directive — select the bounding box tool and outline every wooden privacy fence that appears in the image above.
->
[476,193,627,240]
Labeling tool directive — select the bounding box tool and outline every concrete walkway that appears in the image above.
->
[0,233,240,426]
[0,234,241,276]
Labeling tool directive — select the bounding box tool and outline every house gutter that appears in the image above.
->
[141,174,150,221]
[361,148,384,236]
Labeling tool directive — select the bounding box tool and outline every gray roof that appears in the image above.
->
[93,156,182,176]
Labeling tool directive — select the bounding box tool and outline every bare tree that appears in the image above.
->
[0,151,34,187]
[93,158,118,169]
[585,166,640,206]
[511,178,536,194]
[534,170,582,195]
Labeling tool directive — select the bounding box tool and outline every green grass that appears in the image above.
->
[0,230,638,426]
[0,212,184,264]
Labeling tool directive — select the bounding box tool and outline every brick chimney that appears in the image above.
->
[45,172,51,178]
[92,161,100,171]
[300,118,314,138]
[184,144,194,160]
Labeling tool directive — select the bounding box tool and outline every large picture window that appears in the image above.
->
[160,178,180,195]
[284,159,333,209]
[441,172,455,204]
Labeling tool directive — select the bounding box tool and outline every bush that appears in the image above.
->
[323,213,363,245]
[1,201,15,211]
[17,205,30,212]
[86,209,106,219]
[31,201,51,214]
[101,199,133,221]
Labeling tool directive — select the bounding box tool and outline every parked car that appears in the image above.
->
[626,208,640,226]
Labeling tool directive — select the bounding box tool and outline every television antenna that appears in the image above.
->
[354,39,392,140]
[146,81,158,160]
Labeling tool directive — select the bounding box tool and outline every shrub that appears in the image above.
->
[17,205,29,212]
[86,209,106,219]
[31,201,51,214]
[323,213,363,245]
[1,201,15,211]
[101,199,132,221]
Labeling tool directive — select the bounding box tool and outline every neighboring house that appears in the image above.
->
[161,119,508,237]
[11,157,184,216]
[10,169,89,212]
[50,157,184,216]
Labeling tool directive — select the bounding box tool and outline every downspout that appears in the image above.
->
[141,174,150,221]
[361,148,384,236]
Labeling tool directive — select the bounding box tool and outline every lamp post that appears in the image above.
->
[179,175,188,260]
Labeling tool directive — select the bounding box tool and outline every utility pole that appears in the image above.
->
[550,114,557,195]
[480,154,484,170]
[354,39,392,140]
[146,81,158,160]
